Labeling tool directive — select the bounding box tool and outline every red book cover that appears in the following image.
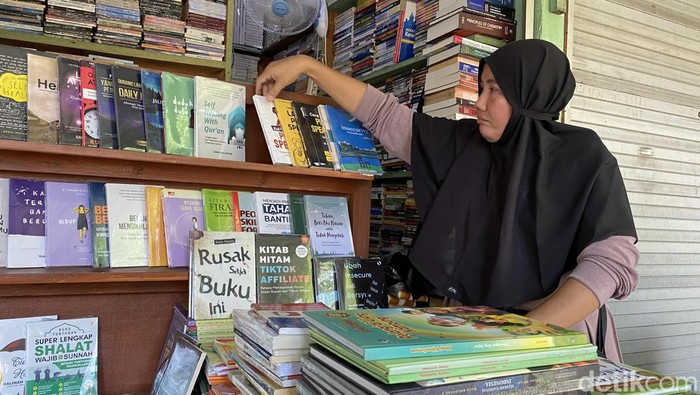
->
[79,60,99,147]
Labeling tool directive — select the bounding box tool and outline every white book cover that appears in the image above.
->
[253,192,291,235]
[190,231,256,320]
[193,76,246,162]
[7,178,46,268]
[105,183,149,267]
[234,191,257,233]
[0,315,57,394]
[252,95,292,166]
[25,317,98,394]
[0,178,7,267]
[303,195,355,257]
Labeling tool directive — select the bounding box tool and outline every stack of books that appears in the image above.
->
[0,0,44,34]
[183,0,226,61]
[93,0,141,47]
[229,304,328,394]
[299,306,601,394]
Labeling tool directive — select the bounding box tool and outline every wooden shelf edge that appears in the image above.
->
[0,267,188,285]
[359,55,428,86]
[0,140,373,182]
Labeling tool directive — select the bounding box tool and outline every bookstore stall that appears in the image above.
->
[0,0,696,393]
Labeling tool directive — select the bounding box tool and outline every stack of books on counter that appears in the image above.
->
[298,306,600,394]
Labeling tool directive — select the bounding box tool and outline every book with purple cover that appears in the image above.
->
[7,178,45,268]
[161,188,204,267]
[45,181,93,266]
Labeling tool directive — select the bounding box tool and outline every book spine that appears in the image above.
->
[457,12,516,41]
[393,0,416,63]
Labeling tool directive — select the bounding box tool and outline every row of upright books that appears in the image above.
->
[0,43,247,160]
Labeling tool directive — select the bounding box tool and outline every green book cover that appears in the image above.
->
[162,72,194,156]
[202,188,237,231]
[311,329,598,384]
[288,193,307,234]
[88,182,109,268]
[302,306,590,361]
[255,234,314,304]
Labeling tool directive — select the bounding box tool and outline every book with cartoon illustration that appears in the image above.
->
[45,181,93,266]
[302,306,589,361]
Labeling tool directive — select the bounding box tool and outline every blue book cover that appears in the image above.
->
[321,105,382,175]
[94,63,118,149]
[393,0,417,63]
[88,182,109,268]
[141,70,164,153]
[45,181,93,266]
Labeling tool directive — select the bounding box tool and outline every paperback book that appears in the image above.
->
[87,182,109,268]
[79,60,99,147]
[145,186,167,267]
[94,63,118,149]
[255,234,315,304]
[151,332,207,395]
[303,194,355,257]
[141,70,165,153]
[292,102,333,169]
[57,56,82,146]
[252,95,292,166]
[319,105,383,175]
[274,98,308,167]
[104,183,149,267]
[254,191,291,235]
[303,306,590,361]
[0,178,7,267]
[44,181,93,266]
[7,178,45,268]
[0,315,57,394]
[193,76,246,161]
[335,257,385,309]
[202,188,241,232]
[162,72,194,156]
[161,188,204,267]
[112,65,147,151]
[25,317,98,395]
[26,52,60,144]
[0,44,29,141]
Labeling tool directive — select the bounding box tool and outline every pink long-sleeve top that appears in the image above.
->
[353,85,640,362]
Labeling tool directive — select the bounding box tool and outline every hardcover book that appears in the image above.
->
[303,306,590,361]
[151,332,207,395]
[105,183,149,267]
[236,191,257,232]
[190,231,256,320]
[26,52,60,144]
[45,181,93,266]
[335,257,385,309]
[303,194,355,257]
[112,65,147,151]
[162,72,194,156]
[79,60,100,147]
[141,70,165,153]
[145,186,167,267]
[252,95,292,166]
[161,188,204,267]
[273,98,308,167]
[0,315,57,394]
[0,44,29,141]
[25,318,98,395]
[320,105,382,175]
[0,178,7,267]
[193,76,246,161]
[202,188,241,232]
[7,178,46,268]
[292,102,333,169]
[57,56,82,146]
[94,63,118,149]
[393,0,417,63]
[254,192,291,235]
[88,182,109,268]
[255,234,315,304]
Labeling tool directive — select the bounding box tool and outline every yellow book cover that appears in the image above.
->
[146,186,168,266]
[273,98,308,167]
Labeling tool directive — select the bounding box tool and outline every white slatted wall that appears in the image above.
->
[567,0,700,379]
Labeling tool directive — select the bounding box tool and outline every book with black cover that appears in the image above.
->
[292,102,333,169]
[57,56,82,146]
[112,65,147,151]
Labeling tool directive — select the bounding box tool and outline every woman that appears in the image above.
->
[256,39,639,362]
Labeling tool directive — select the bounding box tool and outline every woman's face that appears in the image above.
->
[475,65,513,143]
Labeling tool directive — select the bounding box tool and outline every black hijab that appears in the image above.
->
[409,39,637,307]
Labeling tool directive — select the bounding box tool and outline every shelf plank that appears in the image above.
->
[0,267,188,285]
[0,31,226,70]
[358,55,428,86]
[328,0,355,13]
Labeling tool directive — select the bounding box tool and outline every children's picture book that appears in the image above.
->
[145,186,167,267]
[45,181,93,266]
[151,332,207,395]
[87,182,109,268]
[7,178,45,268]
[254,192,291,235]
[141,70,165,153]
[335,257,385,309]
[162,72,194,157]
[252,95,292,166]
[319,105,383,175]
[112,65,147,152]
[26,52,60,144]
[25,317,98,395]
[193,76,246,161]
[255,234,315,305]
[302,306,590,361]
[303,195,355,257]
[57,56,82,146]
[0,315,57,394]
[94,63,118,149]
[79,60,99,147]
[161,188,204,267]
[292,102,333,169]
[273,98,308,167]
[587,359,695,394]
[0,178,7,267]
[190,231,256,320]
[0,44,29,141]
[105,183,149,267]
[202,188,241,232]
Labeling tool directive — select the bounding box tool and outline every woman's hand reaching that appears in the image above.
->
[255,55,314,101]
